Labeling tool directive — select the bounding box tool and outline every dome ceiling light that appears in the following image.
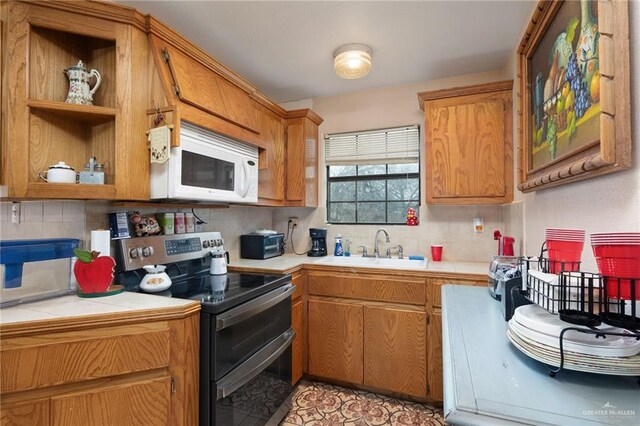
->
[333,43,372,80]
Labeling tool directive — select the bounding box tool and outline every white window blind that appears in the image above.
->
[325,125,419,166]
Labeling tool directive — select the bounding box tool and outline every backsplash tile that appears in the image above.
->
[2,200,519,263]
[62,201,85,223]
[43,201,63,222]
[23,201,43,222]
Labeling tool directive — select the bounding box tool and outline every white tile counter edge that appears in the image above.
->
[0,291,196,325]
[230,253,488,275]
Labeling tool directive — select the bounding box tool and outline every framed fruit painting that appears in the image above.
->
[517,0,631,192]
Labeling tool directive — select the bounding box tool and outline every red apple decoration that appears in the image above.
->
[73,249,116,293]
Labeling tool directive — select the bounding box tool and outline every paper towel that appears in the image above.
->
[91,229,111,257]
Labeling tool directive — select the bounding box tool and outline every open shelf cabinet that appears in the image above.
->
[3,1,151,201]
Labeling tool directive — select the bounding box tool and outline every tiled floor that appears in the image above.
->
[280,381,445,426]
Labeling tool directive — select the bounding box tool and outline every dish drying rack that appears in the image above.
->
[518,255,640,381]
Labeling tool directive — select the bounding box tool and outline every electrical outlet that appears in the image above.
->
[11,202,21,224]
[289,217,299,228]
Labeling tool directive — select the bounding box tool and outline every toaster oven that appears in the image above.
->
[240,233,285,259]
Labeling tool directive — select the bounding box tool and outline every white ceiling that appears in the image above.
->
[120,1,535,103]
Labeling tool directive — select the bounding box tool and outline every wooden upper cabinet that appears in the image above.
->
[256,104,286,204]
[158,43,259,134]
[285,109,323,207]
[418,81,514,205]
[2,1,151,200]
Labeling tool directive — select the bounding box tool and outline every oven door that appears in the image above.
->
[212,284,294,380]
[213,329,294,426]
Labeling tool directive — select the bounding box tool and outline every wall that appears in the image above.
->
[0,201,274,261]
[508,1,640,272]
[274,70,515,261]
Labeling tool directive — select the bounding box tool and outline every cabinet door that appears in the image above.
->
[161,44,259,134]
[51,376,171,425]
[307,300,363,384]
[285,110,321,207]
[423,83,513,205]
[257,105,286,203]
[291,299,304,384]
[364,306,427,398]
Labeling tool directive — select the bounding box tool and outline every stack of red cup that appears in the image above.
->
[590,232,640,300]
[545,228,585,274]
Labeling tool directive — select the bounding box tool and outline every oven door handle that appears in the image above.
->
[216,328,295,400]
[216,283,295,331]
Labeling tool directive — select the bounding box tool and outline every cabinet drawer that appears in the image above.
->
[1,323,171,393]
[308,272,425,305]
[51,376,171,426]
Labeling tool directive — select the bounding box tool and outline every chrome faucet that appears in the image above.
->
[373,228,390,258]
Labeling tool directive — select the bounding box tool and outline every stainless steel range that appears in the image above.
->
[115,232,295,426]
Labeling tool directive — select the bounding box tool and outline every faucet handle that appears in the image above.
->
[358,245,368,257]
[387,245,404,259]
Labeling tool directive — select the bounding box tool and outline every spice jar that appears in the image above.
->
[79,157,105,184]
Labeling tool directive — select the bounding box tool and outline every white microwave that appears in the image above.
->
[150,121,259,203]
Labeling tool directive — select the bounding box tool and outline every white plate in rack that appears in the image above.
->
[507,327,640,376]
[509,317,640,357]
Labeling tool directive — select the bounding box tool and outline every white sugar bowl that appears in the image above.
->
[39,162,79,183]
[139,264,172,293]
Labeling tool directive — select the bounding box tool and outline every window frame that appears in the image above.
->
[326,164,421,225]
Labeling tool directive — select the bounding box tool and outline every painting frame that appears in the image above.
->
[517,0,631,192]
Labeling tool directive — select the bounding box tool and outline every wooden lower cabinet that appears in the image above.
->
[426,278,484,401]
[427,311,444,401]
[51,376,171,425]
[291,299,304,384]
[364,306,426,397]
[307,300,363,384]
[0,305,199,426]
[304,268,485,402]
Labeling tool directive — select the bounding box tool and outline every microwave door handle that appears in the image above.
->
[239,160,250,198]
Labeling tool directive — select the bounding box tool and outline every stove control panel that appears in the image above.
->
[115,231,224,272]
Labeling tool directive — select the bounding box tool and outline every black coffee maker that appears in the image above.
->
[308,228,327,257]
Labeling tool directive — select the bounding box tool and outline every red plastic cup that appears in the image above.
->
[604,278,640,300]
[431,245,443,262]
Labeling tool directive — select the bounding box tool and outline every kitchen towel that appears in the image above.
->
[91,229,111,257]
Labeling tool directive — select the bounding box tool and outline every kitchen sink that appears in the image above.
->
[311,255,428,270]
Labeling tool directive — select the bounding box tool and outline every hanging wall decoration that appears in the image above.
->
[517,0,631,192]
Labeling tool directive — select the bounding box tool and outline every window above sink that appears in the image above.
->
[325,125,420,225]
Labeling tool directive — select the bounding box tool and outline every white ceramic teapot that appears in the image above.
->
[64,60,101,105]
[139,265,172,293]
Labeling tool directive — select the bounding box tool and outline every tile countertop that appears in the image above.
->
[0,291,198,326]
[229,253,488,275]
[441,285,640,426]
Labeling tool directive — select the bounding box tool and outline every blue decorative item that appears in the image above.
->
[0,239,79,288]
[334,234,343,256]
